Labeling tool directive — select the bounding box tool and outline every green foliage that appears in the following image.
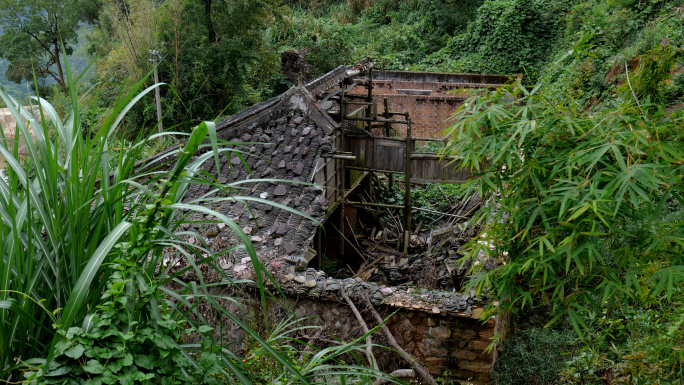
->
[0,0,98,90]
[376,180,463,228]
[0,57,400,385]
[422,0,571,80]
[494,327,577,384]
[410,184,462,227]
[0,61,238,382]
[560,304,684,383]
[269,0,454,74]
[445,82,684,335]
[619,44,679,105]
[85,0,283,135]
[25,260,209,384]
[150,0,280,131]
[537,0,684,105]
[418,0,486,36]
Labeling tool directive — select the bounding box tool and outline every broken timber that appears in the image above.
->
[345,201,471,220]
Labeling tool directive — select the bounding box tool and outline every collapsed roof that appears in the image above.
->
[168,64,491,319]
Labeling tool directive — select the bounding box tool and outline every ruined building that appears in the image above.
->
[159,59,515,384]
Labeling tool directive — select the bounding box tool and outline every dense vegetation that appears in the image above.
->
[440,1,684,383]
[0,60,397,383]
[3,0,684,383]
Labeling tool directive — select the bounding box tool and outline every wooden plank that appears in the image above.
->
[345,116,410,125]
[344,136,476,184]
[376,138,405,148]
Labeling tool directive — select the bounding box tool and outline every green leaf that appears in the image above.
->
[156,319,177,330]
[45,365,71,377]
[136,355,155,370]
[199,352,218,368]
[64,344,85,359]
[154,335,176,350]
[83,359,104,374]
[121,353,134,366]
[44,222,132,370]
[54,340,71,356]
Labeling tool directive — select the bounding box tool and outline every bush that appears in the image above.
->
[445,80,684,333]
[26,259,214,384]
[560,305,684,384]
[494,327,577,384]
[618,43,679,105]
[424,0,569,81]
[418,0,486,36]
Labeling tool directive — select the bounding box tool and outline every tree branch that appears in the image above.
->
[339,286,379,371]
[359,292,437,385]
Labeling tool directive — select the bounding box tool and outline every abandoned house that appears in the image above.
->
[155,58,516,384]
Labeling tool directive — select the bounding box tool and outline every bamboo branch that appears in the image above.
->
[298,328,323,362]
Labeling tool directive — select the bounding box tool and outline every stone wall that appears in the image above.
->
[206,286,494,385]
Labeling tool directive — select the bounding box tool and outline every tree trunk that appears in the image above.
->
[54,42,67,92]
[202,0,216,43]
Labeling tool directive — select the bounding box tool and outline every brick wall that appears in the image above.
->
[206,287,495,384]
[349,70,517,139]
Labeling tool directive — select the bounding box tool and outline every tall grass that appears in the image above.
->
[0,58,397,384]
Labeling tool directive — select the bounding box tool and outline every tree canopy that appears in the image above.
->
[0,0,98,90]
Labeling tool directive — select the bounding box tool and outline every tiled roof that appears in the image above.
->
[177,87,337,280]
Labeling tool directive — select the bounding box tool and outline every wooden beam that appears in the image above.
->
[346,201,404,209]
[384,97,394,188]
[321,154,357,160]
[346,166,404,175]
[345,201,471,219]
[345,116,410,124]
[366,67,373,132]
[411,137,447,142]
[410,153,461,160]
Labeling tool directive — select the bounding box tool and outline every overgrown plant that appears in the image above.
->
[444,80,684,335]
[0,58,397,384]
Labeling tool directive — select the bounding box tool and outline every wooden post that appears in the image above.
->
[383,98,390,137]
[365,67,373,132]
[403,113,412,254]
[384,97,394,188]
[150,50,163,133]
[364,68,375,213]
[339,80,346,260]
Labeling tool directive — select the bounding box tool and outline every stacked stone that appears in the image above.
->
[273,270,489,316]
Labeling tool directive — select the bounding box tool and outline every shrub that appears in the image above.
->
[426,0,568,81]
[560,304,684,384]
[494,327,577,384]
[618,43,679,106]
[444,79,684,334]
